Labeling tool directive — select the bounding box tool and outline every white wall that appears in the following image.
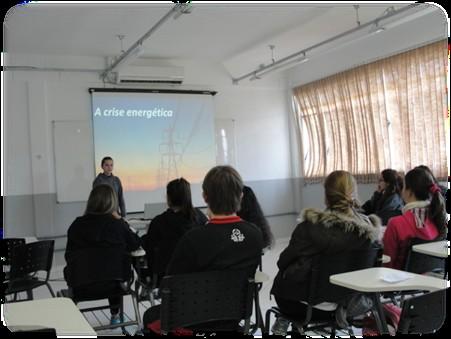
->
[3,55,295,240]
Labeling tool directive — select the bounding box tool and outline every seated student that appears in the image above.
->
[415,165,448,197]
[362,169,404,225]
[270,170,381,335]
[237,185,275,251]
[141,177,207,286]
[64,184,141,325]
[383,167,447,270]
[143,165,264,334]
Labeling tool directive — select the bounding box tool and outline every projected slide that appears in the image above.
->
[91,91,216,212]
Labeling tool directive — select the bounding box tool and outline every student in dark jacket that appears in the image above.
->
[362,169,404,225]
[64,184,141,324]
[237,185,275,250]
[270,171,381,335]
[141,178,207,286]
[143,166,264,334]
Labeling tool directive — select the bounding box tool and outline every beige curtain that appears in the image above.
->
[293,40,448,183]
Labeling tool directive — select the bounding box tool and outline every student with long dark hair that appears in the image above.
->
[237,185,274,250]
[383,167,448,270]
[415,165,448,197]
[141,178,207,286]
[362,169,404,225]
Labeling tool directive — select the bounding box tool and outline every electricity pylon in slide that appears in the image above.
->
[158,125,182,187]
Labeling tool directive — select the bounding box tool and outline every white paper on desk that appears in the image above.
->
[381,271,414,283]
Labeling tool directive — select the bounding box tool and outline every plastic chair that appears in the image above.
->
[59,247,141,333]
[265,246,382,336]
[132,252,159,306]
[404,237,445,275]
[388,237,447,306]
[397,289,446,334]
[1,238,26,266]
[159,270,255,335]
[2,238,26,284]
[5,240,55,301]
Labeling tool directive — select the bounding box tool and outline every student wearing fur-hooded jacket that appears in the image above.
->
[270,171,381,335]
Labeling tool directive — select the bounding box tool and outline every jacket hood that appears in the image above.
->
[301,208,382,242]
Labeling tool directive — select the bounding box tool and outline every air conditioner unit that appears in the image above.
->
[116,65,184,84]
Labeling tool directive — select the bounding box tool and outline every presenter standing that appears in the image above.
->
[93,156,126,217]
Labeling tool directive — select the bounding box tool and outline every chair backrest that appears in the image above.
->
[404,238,445,274]
[308,246,381,305]
[160,270,255,334]
[9,240,54,280]
[1,238,26,266]
[397,289,446,334]
[64,247,132,289]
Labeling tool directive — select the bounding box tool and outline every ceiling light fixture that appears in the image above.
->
[368,20,386,34]
[249,52,309,81]
[232,3,421,84]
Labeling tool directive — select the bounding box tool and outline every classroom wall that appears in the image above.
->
[3,55,297,245]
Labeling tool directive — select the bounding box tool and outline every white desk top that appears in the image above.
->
[330,267,448,293]
[412,240,448,258]
[3,297,96,336]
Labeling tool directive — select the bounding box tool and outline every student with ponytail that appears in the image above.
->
[270,171,381,335]
[141,178,207,286]
[383,167,448,270]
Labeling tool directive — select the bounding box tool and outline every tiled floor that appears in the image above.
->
[4,234,361,336]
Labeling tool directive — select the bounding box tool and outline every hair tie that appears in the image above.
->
[429,184,441,195]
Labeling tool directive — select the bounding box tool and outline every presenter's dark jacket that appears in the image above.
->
[166,216,264,276]
[271,208,381,302]
[141,208,208,285]
[64,214,141,287]
[93,173,127,217]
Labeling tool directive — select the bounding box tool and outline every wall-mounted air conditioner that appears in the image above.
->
[116,65,184,84]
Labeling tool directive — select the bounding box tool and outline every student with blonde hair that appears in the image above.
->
[270,170,381,335]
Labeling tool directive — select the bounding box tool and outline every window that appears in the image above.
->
[293,40,448,184]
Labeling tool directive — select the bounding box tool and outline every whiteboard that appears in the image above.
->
[53,121,95,203]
